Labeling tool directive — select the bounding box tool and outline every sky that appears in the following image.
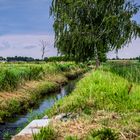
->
[0,0,140,59]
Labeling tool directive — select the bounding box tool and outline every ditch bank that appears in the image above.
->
[0,69,85,139]
[0,69,85,123]
[1,78,79,140]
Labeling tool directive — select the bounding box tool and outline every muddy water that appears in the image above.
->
[0,80,77,140]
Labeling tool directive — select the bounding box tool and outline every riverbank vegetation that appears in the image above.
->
[34,61,140,140]
[0,62,87,122]
[1,0,140,139]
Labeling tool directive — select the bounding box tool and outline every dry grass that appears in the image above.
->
[51,117,101,140]
[46,110,140,140]
[43,65,140,140]
[45,73,68,85]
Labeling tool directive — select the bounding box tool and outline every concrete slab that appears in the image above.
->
[12,119,51,140]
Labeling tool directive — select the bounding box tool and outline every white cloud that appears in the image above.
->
[108,37,140,58]
[0,34,139,59]
[0,34,57,58]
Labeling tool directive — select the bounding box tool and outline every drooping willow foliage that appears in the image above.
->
[51,0,140,62]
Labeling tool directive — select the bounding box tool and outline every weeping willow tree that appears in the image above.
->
[51,0,140,66]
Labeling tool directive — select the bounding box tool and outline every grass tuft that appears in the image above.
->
[87,128,119,140]
[33,126,57,140]
[65,135,79,140]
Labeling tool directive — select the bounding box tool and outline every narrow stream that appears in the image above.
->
[0,80,77,140]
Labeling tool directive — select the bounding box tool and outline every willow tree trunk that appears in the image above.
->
[95,45,100,69]
[116,49,119,59]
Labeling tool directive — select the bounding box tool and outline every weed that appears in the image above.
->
[3,131,11,140]
[33,126,57,140]
[65,135,79,140]
[87,128,119,140]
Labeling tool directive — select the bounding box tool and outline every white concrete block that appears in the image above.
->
[12,119,51,140]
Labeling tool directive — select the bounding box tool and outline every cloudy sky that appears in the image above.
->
[0,0,140,59]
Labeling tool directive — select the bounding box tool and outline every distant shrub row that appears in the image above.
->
[45,56,74,62]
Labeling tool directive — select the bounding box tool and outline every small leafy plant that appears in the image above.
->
[65,136,79,140]
[87,128,119,140]
[33,126,57,140]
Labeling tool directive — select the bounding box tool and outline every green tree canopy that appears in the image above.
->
[51,0,140,63]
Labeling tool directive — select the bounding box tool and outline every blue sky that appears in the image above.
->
[0,0,53,35]
[0,0,55,58]
[0,0,139,58]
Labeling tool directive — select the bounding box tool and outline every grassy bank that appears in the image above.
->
[0,62,86,91]
[104,61,140,83]
[0,62,87,122]
[35,62,140,140]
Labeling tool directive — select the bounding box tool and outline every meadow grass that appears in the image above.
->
[104,60,140,83]
[0,62,84,91]
[39,62,140,139]
[46,69,140,115]
[0,62,87,122]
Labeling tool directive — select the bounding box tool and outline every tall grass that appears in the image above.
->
[104,61,140,83]
[0,62,83,91]
[46,68,140,116]
[0,66,44,91]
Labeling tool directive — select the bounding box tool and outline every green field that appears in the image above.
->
[34,61,140,140]
[0,62,85,91]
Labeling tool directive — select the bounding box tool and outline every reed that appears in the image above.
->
[0,62,82,91]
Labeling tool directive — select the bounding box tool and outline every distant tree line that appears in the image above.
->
[0,56,139,62]
[44,56,74,62]
[0,57,6,61]
[110,56,140,61]
[45,56,140,62]
[0,56,41,62]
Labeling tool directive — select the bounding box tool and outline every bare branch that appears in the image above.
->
[40,40,48,60]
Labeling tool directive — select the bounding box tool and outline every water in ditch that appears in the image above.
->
[0,80,77,140]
